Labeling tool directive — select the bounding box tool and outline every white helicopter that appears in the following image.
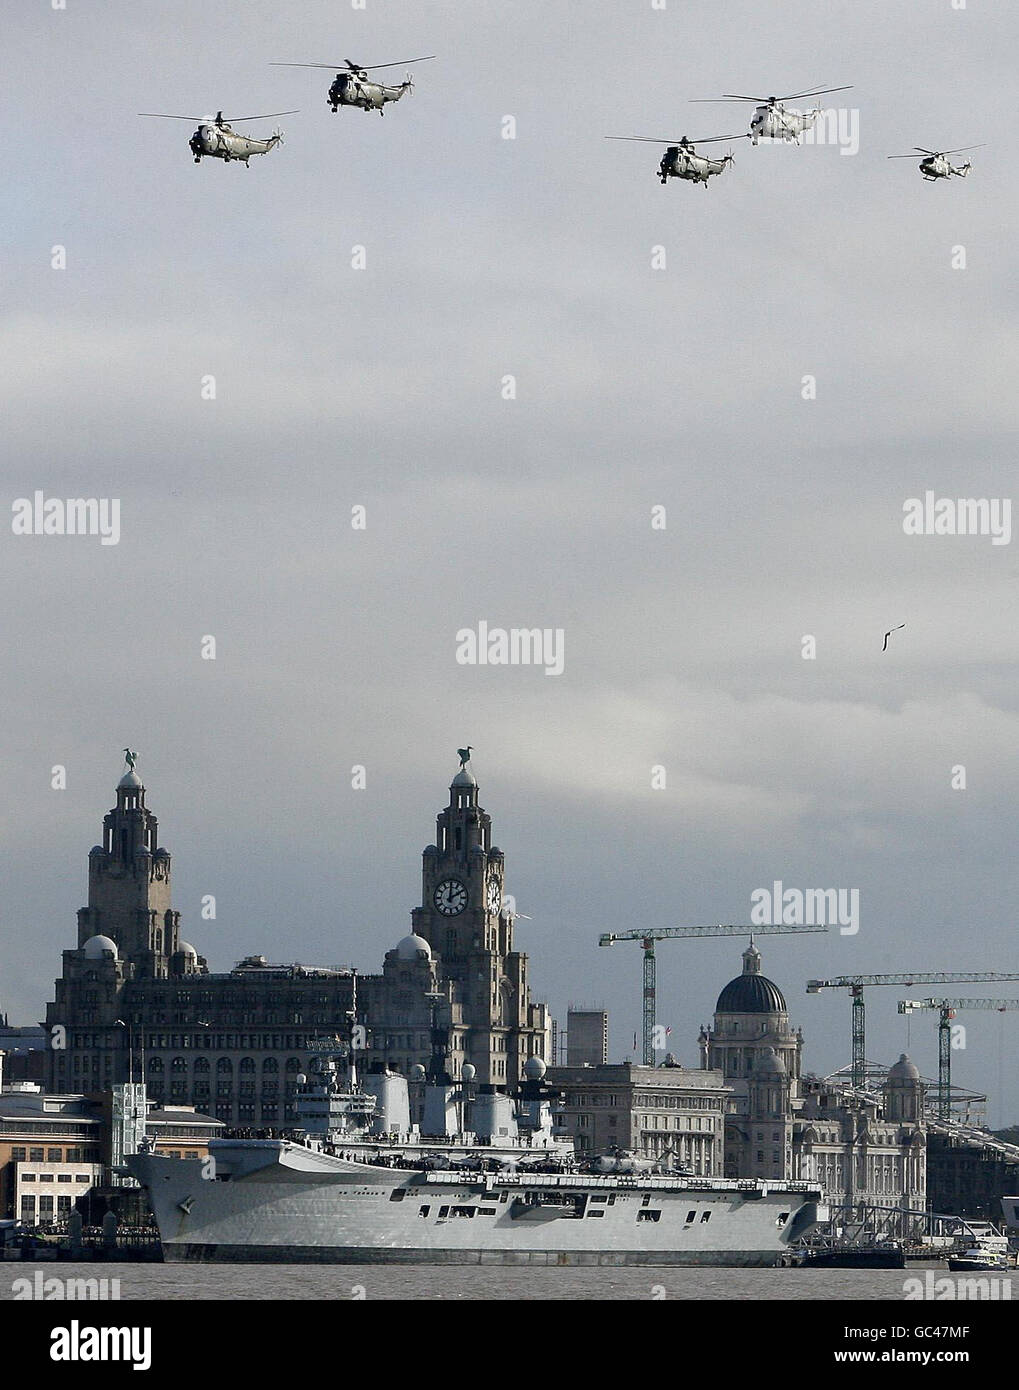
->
[692,84,853,144]
[887,144,984,181]
[270,55,435,114]
[139,109,297,164]
[606,132,744,187]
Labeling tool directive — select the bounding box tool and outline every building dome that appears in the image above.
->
[715,943,787,1014]
[451,767,477,788]
[117,769,142,790]
[753,1046,787,1077]
[523,1056,547,1080]
[177,940,198,958]
[887,1053,920,1082]
[396,933,431,962]
[461,1063,476,1082]
[154,846,170,858]
[89,845,105,857]
[82,934,118,960]
[409,1063,426,1081]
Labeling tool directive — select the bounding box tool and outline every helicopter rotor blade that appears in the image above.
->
[219,110,299,123]
[940,143,985,156]
[346,56,436,71]
[693,84,852,105]
[778,84,853,101]
[606,133,746,145]
[270,56,434,72]
[139,112,204,120]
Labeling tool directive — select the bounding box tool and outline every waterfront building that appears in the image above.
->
[45,760,550,1125]
[547,1062,729,1173]
[926,1126,1019,1222]
[699,944,926,1209]
[0,1081,221,1226]
[565,1009,609,1066]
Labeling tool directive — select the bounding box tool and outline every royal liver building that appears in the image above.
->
[46,756,550,1125]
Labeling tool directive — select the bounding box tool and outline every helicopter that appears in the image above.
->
[887,144,984,181]
[139,110,297,164]
[606,133,744,187]
[269,55,435,114]
[691,84,853,144]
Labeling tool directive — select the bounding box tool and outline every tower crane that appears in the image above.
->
[599,924,827,1066]
[898,998,1019,1120]
[806,973,1019,1091]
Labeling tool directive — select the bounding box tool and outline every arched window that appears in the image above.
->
[148,1057,163,1073]
[285,1057,302,1073]
[194,1057,210,1074]
[239,1057,255,1074]
[171,1056,187,1073]
[262,1058,278,1074]
[217,1057,233,1074]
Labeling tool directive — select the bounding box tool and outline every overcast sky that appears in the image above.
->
[4,0,1018,1122]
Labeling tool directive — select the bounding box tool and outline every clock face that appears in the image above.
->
[487,878,502,913]
[433,878,468,916]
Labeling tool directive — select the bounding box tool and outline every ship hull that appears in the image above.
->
[129,1142,824,1268]
[161,1244,788,1266]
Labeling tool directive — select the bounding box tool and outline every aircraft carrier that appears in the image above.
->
[128,1052,825,1266]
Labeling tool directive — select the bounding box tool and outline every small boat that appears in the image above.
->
[802,1238,905,1269]
[947,1229,1011,1272]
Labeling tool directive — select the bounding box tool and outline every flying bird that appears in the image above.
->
[882,624,905,652]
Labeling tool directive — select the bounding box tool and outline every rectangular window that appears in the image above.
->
[11,1147,26,1161]
[29,1148,44,1162]
[700,1211,711,1223]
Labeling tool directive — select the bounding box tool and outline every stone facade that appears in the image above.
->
[45,762,550,1127]
[547,1062,730,1174]
[699,945,926,1209]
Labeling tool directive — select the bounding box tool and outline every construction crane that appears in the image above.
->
[899,998,1019,1120]
[806,973,1019,1091]
[599,925,827,1066]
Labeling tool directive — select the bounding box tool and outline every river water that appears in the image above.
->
[1,1261,986,1301]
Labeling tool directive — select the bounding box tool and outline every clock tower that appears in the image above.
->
[404,760,550,1087]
